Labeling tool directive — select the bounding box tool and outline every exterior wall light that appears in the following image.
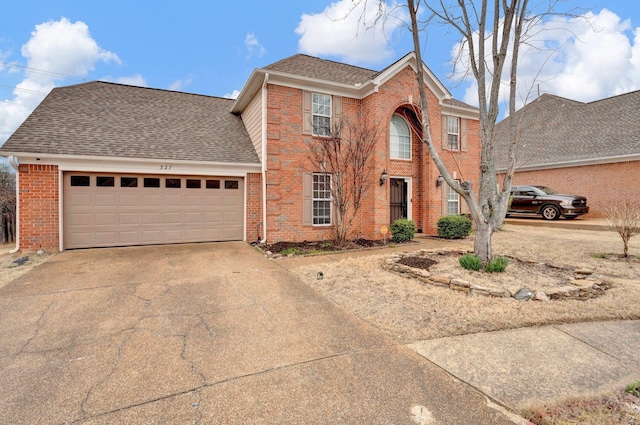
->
[379,170,388,186]
[436,175,444,187]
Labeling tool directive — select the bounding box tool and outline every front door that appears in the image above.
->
[389,178,408,224]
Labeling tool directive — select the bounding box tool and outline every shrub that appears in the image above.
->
[437,215,472,239]
[486,256,509,273]
[459,254,482,271]
[390,218,416,242]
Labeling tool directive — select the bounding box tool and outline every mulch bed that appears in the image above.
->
[266,238,389,255]
[397,256,438,270]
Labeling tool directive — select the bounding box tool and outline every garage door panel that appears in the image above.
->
[64,173,244,249]
[68,194,92,207]
[142,194,162,206]
[69,213,93,225]
[95,213,117,225]
[119,213,140,225]
[120,194,140,207]
[143,212,163,225]
[95,194,117,206]
[119,231,141,243]
[185,195,202,206]
[94,232,118,244]
[185,212,203,224]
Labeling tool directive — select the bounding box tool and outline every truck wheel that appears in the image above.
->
[541,205,560,220]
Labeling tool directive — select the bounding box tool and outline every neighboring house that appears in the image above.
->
[0,52,480,251]
[494,91,640,216]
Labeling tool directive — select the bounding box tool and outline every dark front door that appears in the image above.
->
[389,178,408,224]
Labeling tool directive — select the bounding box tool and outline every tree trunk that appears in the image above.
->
[474,221,493,264]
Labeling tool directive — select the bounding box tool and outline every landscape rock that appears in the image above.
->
[514,288,534,301]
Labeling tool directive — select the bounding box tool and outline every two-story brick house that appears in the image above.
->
[0,52,480,251]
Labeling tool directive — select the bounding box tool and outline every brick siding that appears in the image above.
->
[263,65,481,242]
[17,164,59,251]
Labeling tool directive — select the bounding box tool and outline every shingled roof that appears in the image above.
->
[0,81,260,164]
[494,91,640,170]
[263,54,379,85]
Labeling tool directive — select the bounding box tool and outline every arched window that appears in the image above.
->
[390,114,411,159]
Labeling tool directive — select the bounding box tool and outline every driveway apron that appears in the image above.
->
[0,242,516,424]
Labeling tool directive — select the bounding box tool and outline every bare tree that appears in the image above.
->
[0,163,16,243]
[307,114,379,246]
[603,203,640,257]
[404,0,539,266]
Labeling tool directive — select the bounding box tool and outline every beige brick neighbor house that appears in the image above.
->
[495,91,640,216]
[0,52,481,251]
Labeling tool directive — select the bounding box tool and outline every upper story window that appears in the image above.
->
[390,114,411,159]
[312,93,331,136]
[447,116,460,150]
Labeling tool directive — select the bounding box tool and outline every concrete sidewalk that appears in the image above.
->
[410,320,640,410]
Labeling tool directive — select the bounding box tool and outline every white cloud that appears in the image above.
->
[224,90,240,100]
[168,77,193,91]
[0,18,120,144]
[116,74,147,87]
[296,0,407,65]
[453,9,640,110]
[245,33,266,58]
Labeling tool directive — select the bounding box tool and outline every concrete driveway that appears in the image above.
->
[0,242,519,424]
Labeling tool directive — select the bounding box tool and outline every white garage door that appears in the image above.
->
[63,173,244,249]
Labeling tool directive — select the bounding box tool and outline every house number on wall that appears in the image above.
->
[160,164,172,170]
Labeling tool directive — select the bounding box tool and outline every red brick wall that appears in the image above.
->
[245,172,263,243]
[263,65,482,242]
[18,164,59,251]
[508,160,640,217]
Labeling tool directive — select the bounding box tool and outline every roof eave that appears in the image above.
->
[495,153,640,173]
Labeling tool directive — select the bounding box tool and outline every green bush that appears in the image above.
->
[486,256,509,273]
[390,218,416,242]
[459,254,482,271]
[437,215,472,239]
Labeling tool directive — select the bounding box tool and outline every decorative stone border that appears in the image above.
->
[383,249,611,301]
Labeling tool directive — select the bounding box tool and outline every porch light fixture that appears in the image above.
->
[379,170,388,186]
[436,175,444,187]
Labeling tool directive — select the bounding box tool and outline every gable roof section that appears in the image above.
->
[494,91,640,170]
[264,54,378,85]
[0,81,260,164]
[232,53,478,116]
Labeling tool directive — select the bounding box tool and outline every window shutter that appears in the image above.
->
[302,91,312,135]
[441,183,448,217]
[333,96,342,129]
[302,172,312,226]
[441,116,448,150]
[461,118,467,152]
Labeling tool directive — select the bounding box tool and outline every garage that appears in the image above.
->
[63,172,244,249]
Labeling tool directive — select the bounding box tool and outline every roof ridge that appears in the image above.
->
[59,80,235,101]
[262,53,378,73]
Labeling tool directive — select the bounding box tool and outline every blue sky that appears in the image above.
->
[1,0,639,144]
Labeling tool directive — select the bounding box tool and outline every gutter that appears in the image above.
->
[7,156,19,253]
[259,73,269,244]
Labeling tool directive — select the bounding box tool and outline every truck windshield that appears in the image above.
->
[535,186,558,195]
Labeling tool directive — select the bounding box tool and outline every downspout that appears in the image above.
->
[259,72,269,244]
[7,156,19,253]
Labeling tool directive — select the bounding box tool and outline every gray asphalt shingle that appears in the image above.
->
[0,81,260,164]
[494,91,640,169]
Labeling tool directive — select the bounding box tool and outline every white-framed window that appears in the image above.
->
[447,116,460,150]
[312,93,331,136]
[390,114,411,159]
[312,173,332,225]
[447,185,460,215]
